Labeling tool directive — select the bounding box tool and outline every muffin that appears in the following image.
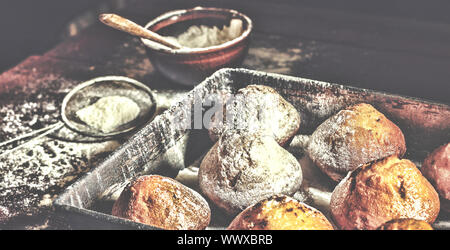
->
[207,85,301,146]
[112,175,211,230]
[330,155,440,230]
[199,131,303,215]
[378,218,433,230]
[421,142,450,212]
[228,195,334,230]
[307,103,406,182]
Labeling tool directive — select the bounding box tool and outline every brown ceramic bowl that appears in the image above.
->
[141,7,253,86]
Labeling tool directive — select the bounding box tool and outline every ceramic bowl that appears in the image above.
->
[141,7,253,86]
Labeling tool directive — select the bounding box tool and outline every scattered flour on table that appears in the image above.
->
[243,34,315,74]
[0,137,120,218]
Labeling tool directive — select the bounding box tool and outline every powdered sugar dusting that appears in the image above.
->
[0,135,120,219]
[308,110,355,174]
[307,103,405,181]
[199,131,303,215]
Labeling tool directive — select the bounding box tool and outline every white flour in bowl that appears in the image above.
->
[165,19,243,49]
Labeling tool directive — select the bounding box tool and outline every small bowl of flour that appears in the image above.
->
[140,7,253,86]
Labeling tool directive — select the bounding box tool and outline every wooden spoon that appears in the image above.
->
[99,13,182,49]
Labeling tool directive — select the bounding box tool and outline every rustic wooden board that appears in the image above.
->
[0,0,449,228]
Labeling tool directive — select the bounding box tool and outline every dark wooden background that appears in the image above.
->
[1,0,449,103]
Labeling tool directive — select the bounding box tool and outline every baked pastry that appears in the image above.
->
[307,103,406,182]
[199,131,303,215]
[330,155,440,230]
[208,85,301,146]
[228,195,334,230]
[378,218,433,230]
[112,175,211,230]
[421,142,450,212]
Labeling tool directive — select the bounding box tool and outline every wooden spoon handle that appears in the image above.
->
[99,13,181,49]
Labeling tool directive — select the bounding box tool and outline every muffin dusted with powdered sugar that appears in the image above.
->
[208,84,301,146]
[199,131,303,215]
[307,103,406,182]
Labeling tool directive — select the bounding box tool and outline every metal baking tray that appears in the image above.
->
[53,68,450,230]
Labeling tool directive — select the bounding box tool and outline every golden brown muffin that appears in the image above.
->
[307,103,406,182]
[199,131,303,215]
[112,175,211,230]
[330,156,440,230]
[228,195,334,230]
[378,218,433,230]
[208,85,301,146]
[421,142,450,212]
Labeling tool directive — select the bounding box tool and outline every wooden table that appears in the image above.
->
[0,0,449,229]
